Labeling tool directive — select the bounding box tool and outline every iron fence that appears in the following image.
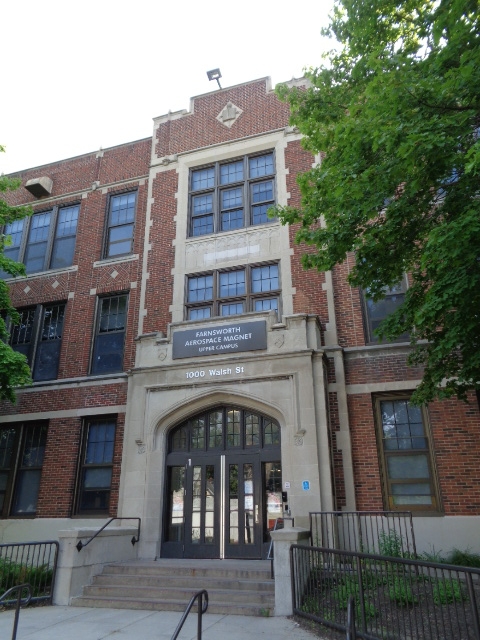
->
[310,511,416,557]
[291,544,480,640]
[0,541,59,605]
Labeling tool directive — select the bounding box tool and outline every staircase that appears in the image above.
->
[71,558,275,617]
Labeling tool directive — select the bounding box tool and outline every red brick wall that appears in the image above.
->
[155,79,291,159]
[36,411,125,518]
[347,392,480,515]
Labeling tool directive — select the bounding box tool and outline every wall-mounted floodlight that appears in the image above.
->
[207,69,222,89]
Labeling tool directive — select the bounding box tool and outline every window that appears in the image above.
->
[169,407,280,453]
[0,422,47,517]
[375,397,439,512]
[105,192,137,258]
[76,418,116,514]
[186,263,280,320]
[362,277,408,343]
[9,303,66,381]
[91,294,128,375]
[189,152,276,237]
[2,204,79,275]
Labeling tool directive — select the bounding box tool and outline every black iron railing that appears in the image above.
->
[291,544,480,640]
[0,541,58,605]
[76,517,141,552]
[0,584,32,640]
[310,511,416,557]
[171,590,209,640]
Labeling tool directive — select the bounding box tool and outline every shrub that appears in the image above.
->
[432,579,466,605]
[388,576,418,606]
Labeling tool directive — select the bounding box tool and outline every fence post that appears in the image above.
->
[270,521,310,615]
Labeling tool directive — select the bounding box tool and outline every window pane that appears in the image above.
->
[227,410,241,448]
[191,418,205,449]
[249,154,274,178]
[192,167,215,190]
[189,307,211,320]
[219,270,245,297]
[209,411,223,448]
[109,193,136,225]
[188,275,213,303]
[91,332,125,374]
[167,466,185,541]
[85,422,115,464]
[221,209,244,231]
[221,302,244,316]
[192,216,214,236]
[83,467,112,488]
[252,180,273,203]
[252,264,278,292]
[99,296,127,332]
[252,203,274,225]
[50,236,76,269]
[193,194,213,215]
[387,454,430,479]
[220,161,243,184]
[11,469,42,514]
[24,212,51,274]
[245,413,260,447]
[254,298,278,312]
[221,187,243,210]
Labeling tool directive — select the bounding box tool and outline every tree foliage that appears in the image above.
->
[275,0,480,403]
[0,145,32,402]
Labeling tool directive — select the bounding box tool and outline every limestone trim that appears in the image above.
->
[0,405,127,423]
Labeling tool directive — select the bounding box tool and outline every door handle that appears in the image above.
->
[255,504,259,524]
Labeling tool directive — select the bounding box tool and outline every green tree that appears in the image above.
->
[275,0,480,403]
[0,145,32,402]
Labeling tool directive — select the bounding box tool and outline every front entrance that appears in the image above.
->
[162,406,282,559]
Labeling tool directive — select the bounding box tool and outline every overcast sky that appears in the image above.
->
[1,0,336,175]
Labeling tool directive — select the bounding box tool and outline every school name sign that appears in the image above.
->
[172,320,267,359]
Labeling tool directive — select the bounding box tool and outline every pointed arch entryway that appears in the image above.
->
[161,405,282,559]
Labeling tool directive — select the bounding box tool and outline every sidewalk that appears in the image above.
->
[0,605,326,639]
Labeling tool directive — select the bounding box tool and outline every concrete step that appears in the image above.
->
[92,572,274,592]
[81,584,274,605]
[72,559,275,617]
[71,595,274,617]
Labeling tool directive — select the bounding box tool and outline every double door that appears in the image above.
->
[163,454,282,559]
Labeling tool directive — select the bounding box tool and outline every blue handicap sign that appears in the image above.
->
[302,480,310,491]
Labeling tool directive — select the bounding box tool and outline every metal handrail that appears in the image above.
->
[0,583,32,640]
[76,517,141,552]
[171,590,209,640]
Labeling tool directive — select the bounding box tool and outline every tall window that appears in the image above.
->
[2,205,79,275]
[91,294,128,375]
[362,278,408,343]
[105,192,137,258]
[76,418,116,514]
[189,152,276,237]
[0,422,48,517]
[376,397,439,512]
[9,303,66,381]
[186,263,280,320]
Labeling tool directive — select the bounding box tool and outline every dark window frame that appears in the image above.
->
[90,293,129,376]
[374,395,441,514]
[0,422,48,518]
[2,203,80,276]
[8,302,66,381]
[188,152,276,237]
[75,417,117,516]
[361,276,409,344]
[103,190,138,259]
[185,262,281,320]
